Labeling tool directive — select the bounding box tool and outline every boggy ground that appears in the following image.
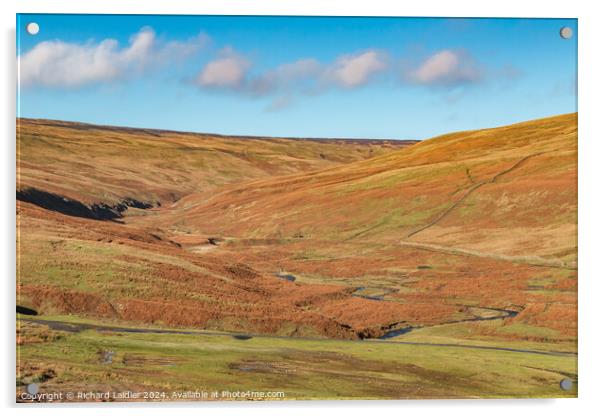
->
[16,114,577,400]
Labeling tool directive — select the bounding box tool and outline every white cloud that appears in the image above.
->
[19,27,209,88]
[20,38,125,87]
[194,49,389,111]
[119,29,155,66]
[197,47,250,88]
[408,49,482,86]
[324,50,389,88]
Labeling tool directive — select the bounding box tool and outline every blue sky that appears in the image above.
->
[17,15,577,140]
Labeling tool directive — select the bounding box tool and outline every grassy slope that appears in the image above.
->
[18,201,398,340]
[117,113,577,350]
[17,114,577,343]
[17,118,414,205]
[17,120,419,340]
[168,113,576,261]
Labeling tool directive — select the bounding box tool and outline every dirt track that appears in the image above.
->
[406,152,545,239]
[19,318,576,358]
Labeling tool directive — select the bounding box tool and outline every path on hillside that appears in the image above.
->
[405,152,544,239]
[398,241,576,270]
[18,318,576,358]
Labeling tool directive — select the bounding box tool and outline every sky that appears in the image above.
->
[16,14,577,140]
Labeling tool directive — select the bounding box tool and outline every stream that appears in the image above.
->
[379,307,519,339]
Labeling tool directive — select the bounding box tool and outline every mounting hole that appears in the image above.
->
[26,383,39,395]
[559,26,573,40]
[26,22,40,35]
[559,378,574,391]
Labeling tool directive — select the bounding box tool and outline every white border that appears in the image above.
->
[4,0,584,17]
[2,1,601,415]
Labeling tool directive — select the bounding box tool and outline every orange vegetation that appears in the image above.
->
[17,114,577,344]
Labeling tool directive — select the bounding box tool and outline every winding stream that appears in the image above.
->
[17,317,573,357]
[379,307,519,339]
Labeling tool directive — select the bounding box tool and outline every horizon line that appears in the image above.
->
[16,112,576,143]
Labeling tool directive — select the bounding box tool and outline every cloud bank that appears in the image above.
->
[193,47,499,110]
[194,49,390,109]
[19,28,209,88]
[20,26,518,111]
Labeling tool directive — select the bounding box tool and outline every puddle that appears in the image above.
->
[274,272,296,282]
[232,334,253,340]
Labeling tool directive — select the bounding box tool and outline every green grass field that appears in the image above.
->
[17,317,576,401]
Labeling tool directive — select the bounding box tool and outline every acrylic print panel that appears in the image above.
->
[16,14,577,402]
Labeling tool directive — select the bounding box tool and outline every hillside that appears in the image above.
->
[17,119,417,339]
[17,114,577,347]
[17,118,414,212]
[157,113,576,262]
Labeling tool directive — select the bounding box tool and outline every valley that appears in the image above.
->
[16,114,578,400]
